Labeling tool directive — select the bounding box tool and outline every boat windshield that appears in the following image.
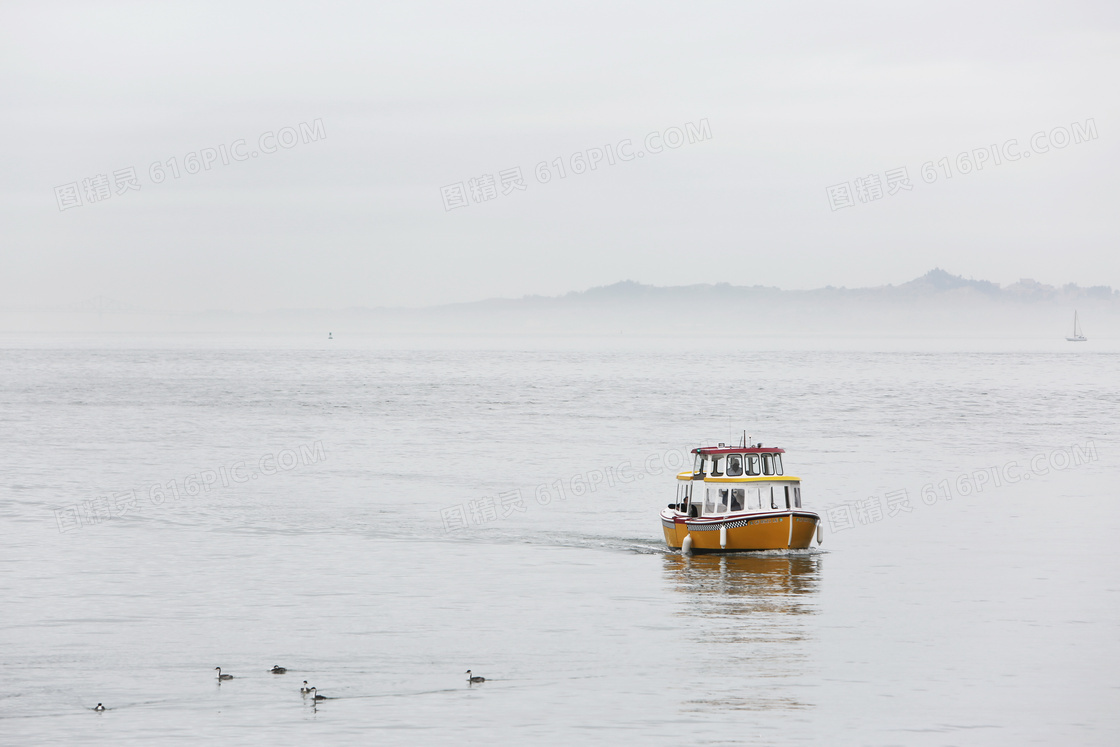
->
[726,454,743,476]
[693,451,783,478]
[745,454,760,476]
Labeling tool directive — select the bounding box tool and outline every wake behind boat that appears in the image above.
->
[661,437,821,553]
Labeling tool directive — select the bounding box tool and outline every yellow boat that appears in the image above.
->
[660,439,821,553]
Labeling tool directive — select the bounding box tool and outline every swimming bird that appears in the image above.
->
[300,681,311,694]
[94,703,105,711]
[466,670,485,683]
[270,665,287,674]
[308,687,329,701]
[215,667,233,680]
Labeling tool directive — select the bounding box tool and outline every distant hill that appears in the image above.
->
[4,270,1117,337]
[344,268,1119,337]
[495,268,1114,306]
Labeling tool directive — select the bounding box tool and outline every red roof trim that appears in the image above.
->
[691,447,785,455]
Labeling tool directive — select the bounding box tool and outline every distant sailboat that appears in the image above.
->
[1066,311,1087,342]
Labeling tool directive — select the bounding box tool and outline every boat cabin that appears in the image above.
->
[671,445,803,518]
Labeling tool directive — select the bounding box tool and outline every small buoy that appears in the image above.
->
[719,525,727,549]
[681,534,693,555]
[816,523,823,545]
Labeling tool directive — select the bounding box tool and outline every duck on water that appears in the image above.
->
[214,667,233,680]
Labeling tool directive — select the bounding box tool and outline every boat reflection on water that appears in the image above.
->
[663,552,821,610]
[662,552,822,713]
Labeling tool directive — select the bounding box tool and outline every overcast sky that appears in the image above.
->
[2,1,1118,312]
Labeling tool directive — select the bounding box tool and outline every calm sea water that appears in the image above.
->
[1,336,1116,745]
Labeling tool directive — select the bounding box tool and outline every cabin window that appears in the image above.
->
[783,485,791,509]
[725,454,743,476]
[770,486,779,509]
[761,454,774,475]
[703,489,715,515]
[713,489,728,514]
[744,454,760,476]
[792,486,801,508]
[730,488,744,511]
[749,487,761,510]
[710,456,724,477]
[693,452,704,475]
[773,454,783,475]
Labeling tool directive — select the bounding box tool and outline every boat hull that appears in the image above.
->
[661,511,819,552]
